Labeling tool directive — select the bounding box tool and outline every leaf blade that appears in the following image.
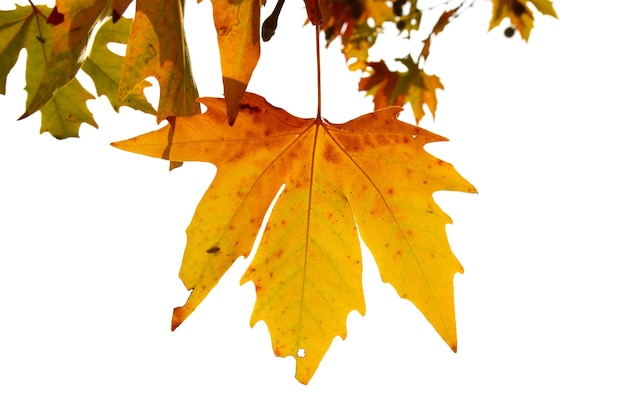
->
[119,0,199,120]
[82,17,155,114]
[112,93,475,383]
[21,0,112,119]
[211,0,261,125]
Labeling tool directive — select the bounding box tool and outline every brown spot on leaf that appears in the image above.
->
[207,246,221,254]
[323,143,341,164]
[240,103,261,113]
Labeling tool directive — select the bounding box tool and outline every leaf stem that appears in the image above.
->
[315,0,322,121]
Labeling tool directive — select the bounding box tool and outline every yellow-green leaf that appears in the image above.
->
[21,0,112,119]
[82,17,155,114]
[112,93,475,384]
[119,0,199,121]
[0,5,52,101]
[40,78,97,138]
[211,0,261,125]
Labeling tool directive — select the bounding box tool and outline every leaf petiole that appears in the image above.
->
[314,0,322,121]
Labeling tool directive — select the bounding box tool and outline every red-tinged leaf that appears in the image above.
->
[360,57,443,124]
[359,60,402,109]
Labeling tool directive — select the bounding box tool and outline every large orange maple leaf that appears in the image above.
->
[112,92,475,384]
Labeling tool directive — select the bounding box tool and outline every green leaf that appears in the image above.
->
[0,5,52,102]
[21,0,112,119]
[40,78,97,138]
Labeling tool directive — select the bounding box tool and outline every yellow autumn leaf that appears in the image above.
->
[113,92,475,383]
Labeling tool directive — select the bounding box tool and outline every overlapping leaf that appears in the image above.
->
[113,93,475,383]
[21,0,113,119]
[0,3,158,138]
[3,0,557,137]
[0,4,99,137]
[82,17,155,114]
[212,0,261,124]
[120,0,199,121]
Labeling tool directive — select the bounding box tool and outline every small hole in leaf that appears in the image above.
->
[297,348,306,358]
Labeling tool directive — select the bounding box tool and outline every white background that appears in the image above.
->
[1,0,625,417]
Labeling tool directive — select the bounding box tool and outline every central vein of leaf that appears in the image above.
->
[298,122,322,350]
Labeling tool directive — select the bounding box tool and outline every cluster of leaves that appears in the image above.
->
[320,0,557,123]
[1,0,555,384]
[1,0,556,138]
[0,0,197,138]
